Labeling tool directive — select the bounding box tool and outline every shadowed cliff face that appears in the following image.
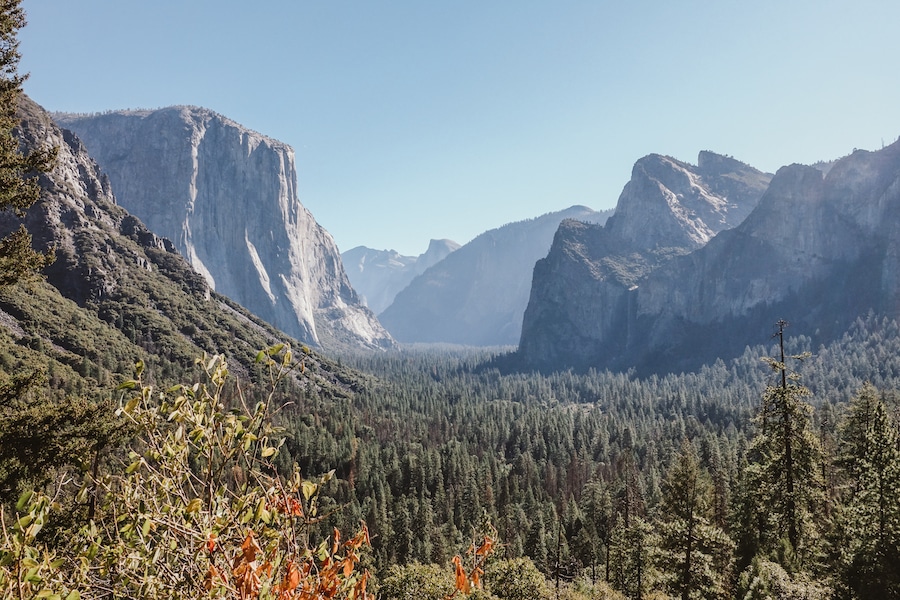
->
[519,151,774,373]
[520,142,900,375]
[0,97,194,308]
[55,107,393,351]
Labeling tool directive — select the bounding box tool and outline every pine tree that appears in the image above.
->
[837,382,882,490]
[0,0,55,286]
[657,439,733,600]
[843,397,900,598]
[579,477,613,583]
[744,321,822,564]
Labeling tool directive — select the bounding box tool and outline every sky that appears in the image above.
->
[18,1,900,256]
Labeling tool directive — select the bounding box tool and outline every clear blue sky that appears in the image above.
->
[19,1,900,256]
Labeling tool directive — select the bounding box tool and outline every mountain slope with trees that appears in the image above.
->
[56,106,393,352]
[3,3,900,598]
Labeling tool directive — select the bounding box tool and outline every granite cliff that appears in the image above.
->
[54,107,392,351]
[520,143,900,374]
[0,96,364,388]
[341,238,460,314]
[519,152,773,372]
[379,206,612,346]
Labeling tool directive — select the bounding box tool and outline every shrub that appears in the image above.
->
[0,345,373,599]
[485,557,550,600]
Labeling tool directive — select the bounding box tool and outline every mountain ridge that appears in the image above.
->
[341,238,460,314]
[519,151,774,371]
[379,205,612,346]
[0,95,362,395]
[518,142,900,374]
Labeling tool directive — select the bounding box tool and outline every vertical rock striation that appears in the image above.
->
[55,107,393,351]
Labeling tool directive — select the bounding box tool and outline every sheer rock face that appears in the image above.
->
[55,107,392,351]
[341,239,460,315]
[378,206,612,347]
[519,152,774,372]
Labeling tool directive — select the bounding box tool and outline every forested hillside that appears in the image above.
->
[3,1,900,598]
[306,317,900,598]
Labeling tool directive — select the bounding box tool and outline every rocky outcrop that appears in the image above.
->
[519,152,773,371]
[520,142,900,374]
[54,107,392,351]
[379,206,612,346]
[342,238,460,314]
[1,97,201,308]
[0,96,365,391]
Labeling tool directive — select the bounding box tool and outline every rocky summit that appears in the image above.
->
[341,238,460,315]
[519,152,774,373]
[54,107,392,351]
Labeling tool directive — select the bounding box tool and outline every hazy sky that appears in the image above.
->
[19,1,900,255]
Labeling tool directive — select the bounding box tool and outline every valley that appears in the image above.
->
[2,3,900,595]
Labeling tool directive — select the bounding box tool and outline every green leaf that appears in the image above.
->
[301,480,318,501]
[185,498,202,514]
[16,514,33,530]
[253,497,266,521]
[85,542,99,561]
[123,397,140,415]
[16,489,34,512]
[316,540,329,561]
[261,446,277,458]
[116,379,137,390]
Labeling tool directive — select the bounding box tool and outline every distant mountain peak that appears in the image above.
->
[341,239,460,315]
[378,205,613,346]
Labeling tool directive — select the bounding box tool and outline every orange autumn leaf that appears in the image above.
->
[341,555,357,578]
[452,555,470,593]
[206,532,217,553]
[240,530,262,563]
[204,565,222,591]
[354,569,370,599]
[281,560,301,592]
[332,527,341,556]
[233,562,262,600]
[475,536,494,557]
[472,566,484,588]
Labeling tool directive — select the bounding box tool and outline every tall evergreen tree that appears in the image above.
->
[657,439,733,600]
[744,321,822,563]
[837,382,882,490]
[843,397,900,598]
